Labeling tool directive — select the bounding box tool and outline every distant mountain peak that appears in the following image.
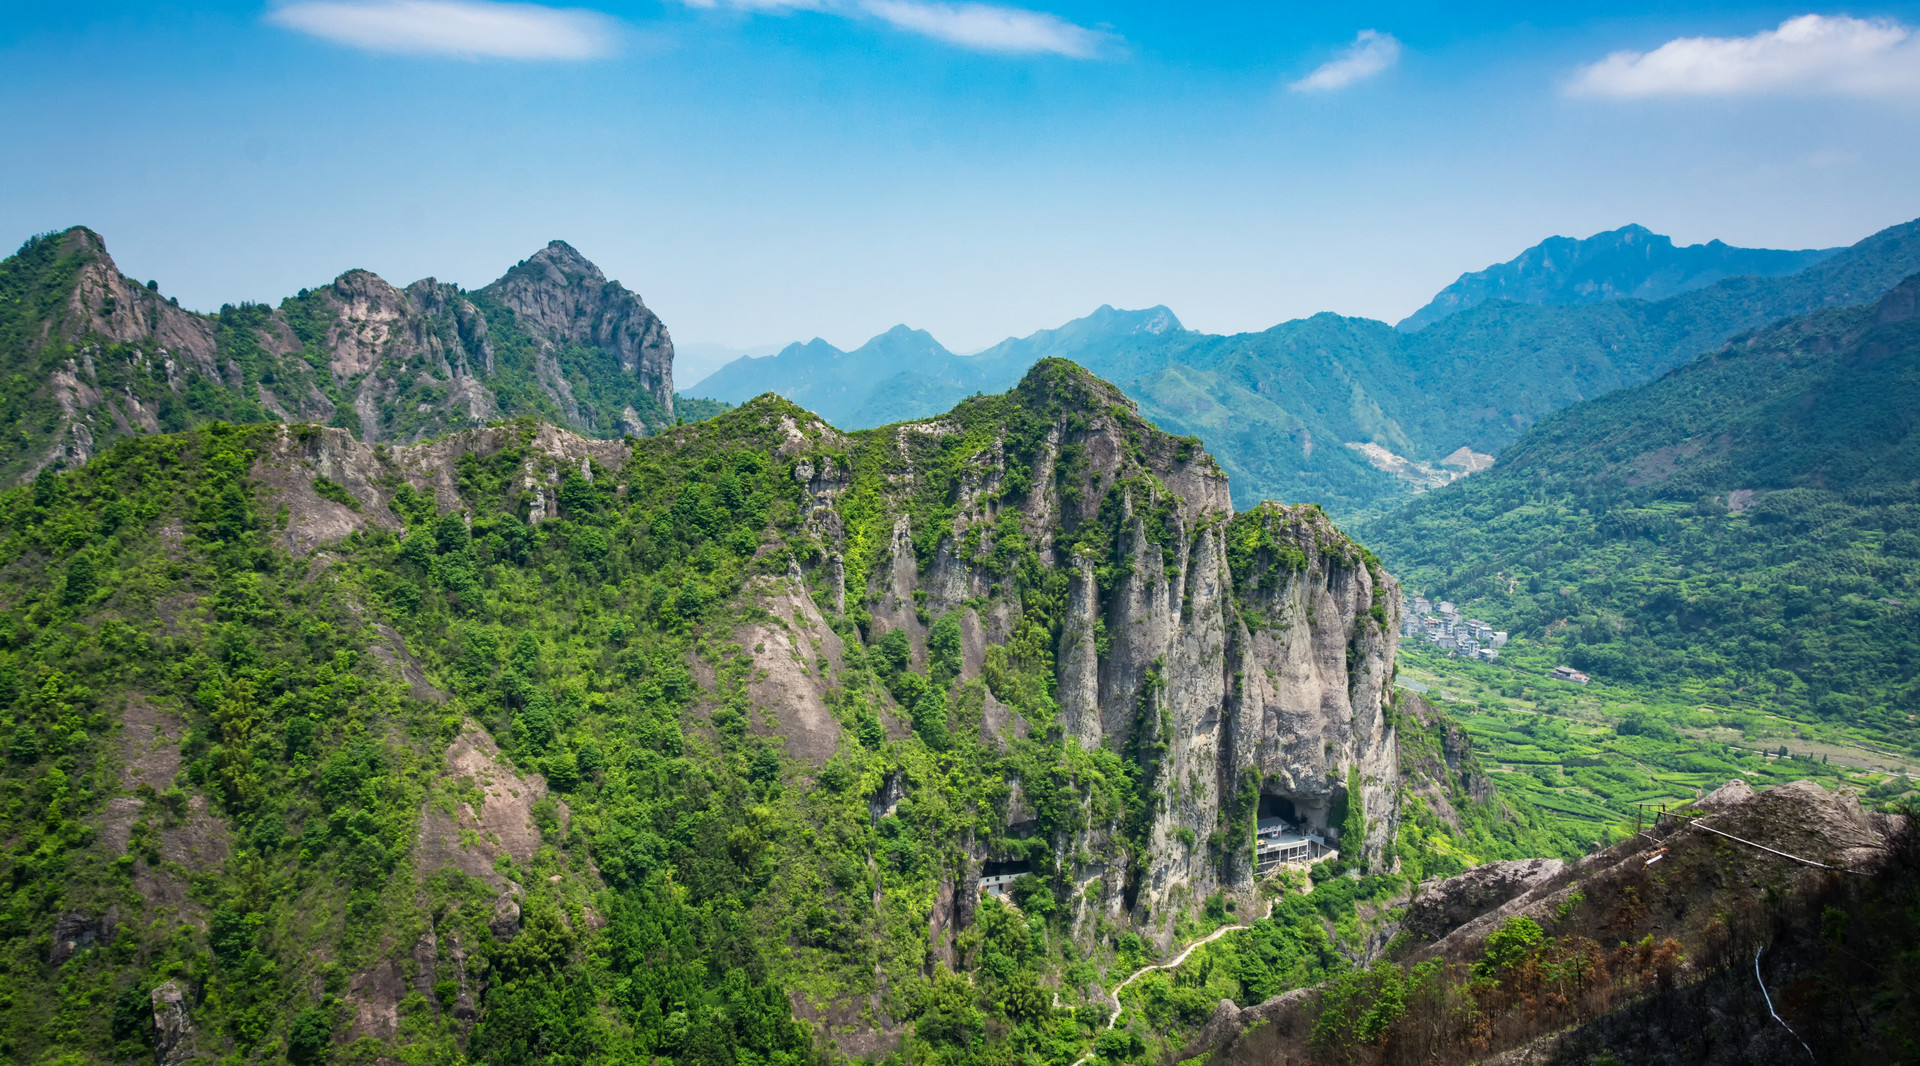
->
[1398,225,1842,332]
[1082,303,1182,335]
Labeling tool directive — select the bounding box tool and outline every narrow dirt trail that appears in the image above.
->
[1069,898,1276,1066]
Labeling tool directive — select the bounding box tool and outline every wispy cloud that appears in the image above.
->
[680,0,825,10]
[859,1,1103,57]
[1570,14,1920,98]
[678,0,1109,58]
[267,0,619,59]
[1290,30,1400,92]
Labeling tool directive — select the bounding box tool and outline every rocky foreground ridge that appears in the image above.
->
[0,227,677,484]
[1182,776,1915,1065]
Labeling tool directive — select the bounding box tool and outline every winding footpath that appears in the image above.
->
[1069,899,1276,1066]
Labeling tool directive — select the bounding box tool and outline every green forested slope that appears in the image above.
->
[1366,276,1920,751]
[0,361,1557,1066]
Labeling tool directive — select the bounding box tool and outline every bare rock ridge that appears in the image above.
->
[3,226,676,483]
[481,240,674,399]
[1400,857,1564,943]
[1186,776,1907,1065]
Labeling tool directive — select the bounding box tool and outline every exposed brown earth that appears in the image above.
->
[1182,777,1905,1066]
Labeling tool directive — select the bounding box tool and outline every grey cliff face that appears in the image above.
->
[481,240,676,419]
[834,366,1400,947]
[1227,504,1399,871]
[310,270,502,441]
[149,979,195,1065]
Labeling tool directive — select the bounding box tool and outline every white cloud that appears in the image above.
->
[267,0,619,59]
[858,0,1103,57]
[679,0,825,10]
[1289,29,1400,92]
[674,0,1107,58]
[1570,14,1920,98]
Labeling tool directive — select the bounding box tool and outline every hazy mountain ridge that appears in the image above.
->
[688,217,1920,521]
[0,228,678,485]
[688,306,1184,428]
[1396,223,1841,333]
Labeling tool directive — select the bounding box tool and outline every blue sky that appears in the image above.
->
[4,2,1919,364]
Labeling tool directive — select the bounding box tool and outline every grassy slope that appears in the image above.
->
[1364,276,1920,760]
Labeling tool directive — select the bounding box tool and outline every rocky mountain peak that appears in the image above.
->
[1011,354,1136,416]
[49,227,217,367]
[0,228,688,483]
[479,240,675,410]
[1085,303,1183,335]
[57,225,109,258]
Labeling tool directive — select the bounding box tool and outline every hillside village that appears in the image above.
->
[1400,593,1508,662]
[1399,595,1601,686]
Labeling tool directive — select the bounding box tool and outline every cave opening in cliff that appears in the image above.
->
[1254,792,1335,871]
[1258,791,1331,836]
[1258,793,1301,827]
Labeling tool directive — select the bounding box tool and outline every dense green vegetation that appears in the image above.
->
[1366,277,1920,755]
[0,409,1038,1064]
[673,395,734,424]
[0,358,1456,1066]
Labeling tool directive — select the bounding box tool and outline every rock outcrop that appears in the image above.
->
[786,361,1402,944]
[0,227,677,484]
[149,980,196,1065]
[481,239,675,419]
[1402,857,1564,943]
[250,420,634,557]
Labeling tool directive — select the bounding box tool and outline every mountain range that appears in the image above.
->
[688,219,1920,520]
[0,355,1439,1063]
[0,229,678,484]
[2,218,1916,1066]
[1394,223,1840,332]
[2,345,1909,1066]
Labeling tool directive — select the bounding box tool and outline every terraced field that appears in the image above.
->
[1395,644,1916,851]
